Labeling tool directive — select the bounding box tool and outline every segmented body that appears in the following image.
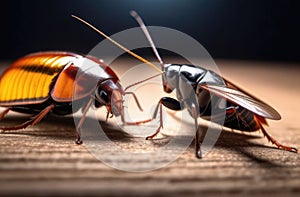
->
[164,64,260,131]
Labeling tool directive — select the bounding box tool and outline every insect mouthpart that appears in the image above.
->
[163,83,173,93]
[110,90,124,116]
[111,104,121,116]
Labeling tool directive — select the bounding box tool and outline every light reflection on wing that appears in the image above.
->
[198,80,281,120]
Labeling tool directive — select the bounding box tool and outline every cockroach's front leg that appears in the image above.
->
[75,98,93,144]
[191,104,202,158]
[146,97,182,140]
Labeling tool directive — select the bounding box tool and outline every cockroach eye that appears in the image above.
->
[99,90,109,103]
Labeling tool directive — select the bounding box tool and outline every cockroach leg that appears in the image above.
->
[75,98,93,145]
[0,104,55,132]
[145,97,183,140]
[258,121,298,153]
[75,127,83,145]
[124,92,143,111]
[146,99,163,140]
[120,106,153,125]
[191,104,202,158]
[123,118,153,125]
[0,108,10,120]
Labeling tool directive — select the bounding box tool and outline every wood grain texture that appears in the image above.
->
[0,59,299,197]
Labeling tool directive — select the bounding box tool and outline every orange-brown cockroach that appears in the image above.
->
[0,51,151,143]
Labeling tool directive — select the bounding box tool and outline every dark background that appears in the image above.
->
[0,0,299,62]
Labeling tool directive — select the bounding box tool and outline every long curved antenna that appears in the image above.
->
[71,14,162,74]
[124,73,161,91]
[130,11,164,68]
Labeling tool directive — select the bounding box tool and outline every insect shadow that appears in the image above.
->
[0,114,295,168]
[0,114,74,138]
[0,114,129,142]
[0,113,273,147]
[210,127,295,167]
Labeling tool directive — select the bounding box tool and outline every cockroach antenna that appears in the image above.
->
[130,10,164,68]
[71,14,162,73]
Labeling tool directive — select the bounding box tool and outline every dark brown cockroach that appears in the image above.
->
[0,51,151,143]
[70,12,298,158]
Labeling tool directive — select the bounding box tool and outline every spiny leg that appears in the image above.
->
[0,104,55,132]
[258,121,298,153]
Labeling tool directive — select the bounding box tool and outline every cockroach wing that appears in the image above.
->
[52,55,119,102]
[0,52,78,106]
[198,83,281,120]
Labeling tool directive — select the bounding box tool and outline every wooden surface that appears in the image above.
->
[0,59,299,197]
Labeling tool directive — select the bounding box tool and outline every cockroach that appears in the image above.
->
[0,51,151,143]
[70,12,298,158]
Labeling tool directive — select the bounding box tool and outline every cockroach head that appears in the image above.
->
[162,64,180,92]
[95,80,123,116]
